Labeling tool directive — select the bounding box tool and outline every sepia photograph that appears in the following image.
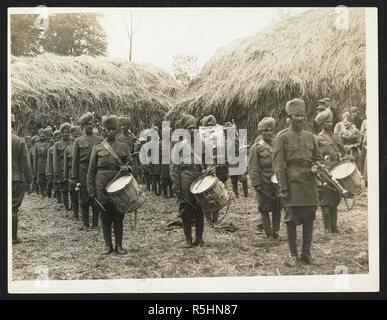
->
[7,6,379,293]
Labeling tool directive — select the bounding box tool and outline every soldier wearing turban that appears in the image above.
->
[273,98,321,266]
[34,128,50,197]
[72,112,103,231]
[87,115,132,255]
[46,130,61,200]
[248,117,281,240]
[315,109,345,234]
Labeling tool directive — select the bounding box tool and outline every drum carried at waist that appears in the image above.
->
[329,161,364,195]
[106,175,145,213]
[190,175,230,212]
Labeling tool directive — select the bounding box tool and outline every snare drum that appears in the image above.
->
[329,161,363,195]
[106,175,145,213]
[190,175,230,212]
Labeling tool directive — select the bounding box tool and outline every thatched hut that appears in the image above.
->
[166,8,365,141]
[11,53,182,135]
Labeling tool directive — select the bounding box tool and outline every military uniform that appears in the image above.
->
[273,98,321,264]
[54,139,70,209]
[30,136,39,194]
[248,137,281,239]
[33,132,49,197]
[72,133,103,228]
[87,128,132,254]
[316,131,344,233]
[12,131,32,243]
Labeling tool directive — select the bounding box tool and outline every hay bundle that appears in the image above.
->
[166,8,365,140]
[11,53,182,135]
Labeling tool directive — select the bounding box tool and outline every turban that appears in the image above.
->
[285,98,305,116]
[44,126,53,137]
[79,112,94,125]
[70,126,82,137]
[176,114,197,129]
[200,115,217,127]
[317,98,331,106]
[315,109,333,125]
[119,117,130,126]
[32,135,40,143]
[53,130,61,138]
[258,117,275,132]
[11,114,15,123]
[102,115,119,129]
[350,106,358,113]
[38,128,45,137]
[59,122,71,133]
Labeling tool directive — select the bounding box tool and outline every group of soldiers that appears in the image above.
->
[12,97,367,266]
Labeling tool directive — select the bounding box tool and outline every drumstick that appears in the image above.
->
[95,198,106,212]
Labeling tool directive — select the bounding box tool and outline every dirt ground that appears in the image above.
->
[12,182,369,280]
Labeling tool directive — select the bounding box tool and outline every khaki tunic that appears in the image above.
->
[33,141,49,175]
[87,140,131,205]
[64,142,75,191]
[46,146,54,177]
[273,128,321,207]
[53,140,69,183]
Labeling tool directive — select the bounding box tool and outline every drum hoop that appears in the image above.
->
[106,175,133,194]
[190,175,217,194]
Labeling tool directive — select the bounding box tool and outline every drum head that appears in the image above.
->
[107,175,133,193]
[190,175,216,194]
[330,162,356,180]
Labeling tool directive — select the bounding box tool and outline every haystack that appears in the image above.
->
[166,8,365,140]
[11,53,182,135]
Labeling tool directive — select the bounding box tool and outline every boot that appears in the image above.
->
[193,212,204,246]
[242,181,248,198]
[285,223,298,266]
[211,211,219,224]
[102,222,113,254]
[330,206,339,233]
[168,184,174,198]
[55,191,62,204]
[261,212,273,238]
[162,184,168,198]
[232,183,239,199]
[80,204,89,230]
[91,206,99,229]
[182,218,193,248]
[114,220,127,254]
[272,208,281,237]
[300,222,314,264]
[71,192,79,220]
[156,179,161,196]
[321,206,332,233]
[12,212,20,244]
[62,191,70,211]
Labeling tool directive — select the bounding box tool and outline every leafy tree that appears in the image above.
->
[10,14,42,56]
[172,54,199,87]
[41,13,107,56]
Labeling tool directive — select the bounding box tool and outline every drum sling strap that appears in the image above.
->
[102,140,139,228]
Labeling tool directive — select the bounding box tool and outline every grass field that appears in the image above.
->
[12,183,368,280]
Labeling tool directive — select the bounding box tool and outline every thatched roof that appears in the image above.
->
[11,53,182,135]
[166,8,366,140]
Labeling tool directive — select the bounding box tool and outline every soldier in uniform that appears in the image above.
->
[64,126,82,220]
[170,114,216,248]
[149,127,161,196]
[160,127,173,198]
[87,115,132,254]
[46,130,61,200]
[273,98,321,266]
[53,123,71,211]
[33,128,49,197]
[72,112,103,231]
[117,117,134,153]
[315,109,345,233]
[31,135,40,194]
[12,114,32,244]
[248,117,281,240]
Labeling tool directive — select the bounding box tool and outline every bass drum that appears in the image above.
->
[329,161,363,195]
[106,175,145,213]
[190,175,229,212]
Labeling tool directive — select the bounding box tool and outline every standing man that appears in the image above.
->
[12,114,32,244]
[46,130,61,200]
[87,115,132,254]
[315,109,345,233]
[64,126,82,220]
[53,123,71,211]
[31,135,40,194]
[117,117,135,154]
[273,98,321,266]
[72,112,103,231]
[33,128,49,197]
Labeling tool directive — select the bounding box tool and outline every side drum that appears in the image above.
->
[329,161,363,195]
[106,175,145,213]
[190,175,230,212]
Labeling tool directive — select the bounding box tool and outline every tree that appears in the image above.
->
[172,54,199,87]
[10,13,108,57]
[10,14,42,56]
[41,13,107,56]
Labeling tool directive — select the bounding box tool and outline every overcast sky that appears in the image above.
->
[98,8,307,74]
